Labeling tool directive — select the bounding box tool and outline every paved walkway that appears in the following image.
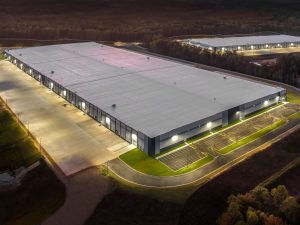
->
[0,61,134,175]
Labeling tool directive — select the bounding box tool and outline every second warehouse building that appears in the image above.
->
[4,42,285,156]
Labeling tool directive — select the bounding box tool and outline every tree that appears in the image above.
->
[271,185,289,207]
[235,220,247,225]
[246,207,259,225]
[279,196,300,224]
[218,196,244,225]
[250,186,272,210]
[263,214,286,225]
[218,185,298,225]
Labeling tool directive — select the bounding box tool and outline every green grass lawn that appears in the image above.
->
[288,111,300,120]
[287,89,300,104]
[120,148,214,176]
[218,119,286,155]
[0,52,5,60]
[0,110,40,170]
[0,105,66,225]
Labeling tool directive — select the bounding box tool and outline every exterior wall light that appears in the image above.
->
[132,133,137,146]
[132,133,137,141]
[207,122,212,129]
[29,69,32,74]
[106,117,110,125]
[50,82,54,89]
[264,100,269,106]
[81,101,86,109]
[251,45,254,50]
[63,90,67,97]
[171,135,178,142]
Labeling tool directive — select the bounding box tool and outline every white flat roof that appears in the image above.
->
[6,42,283,137]
[189,35,300,48]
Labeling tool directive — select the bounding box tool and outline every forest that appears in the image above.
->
[218,185,300,225]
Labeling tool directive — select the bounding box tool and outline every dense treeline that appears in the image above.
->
[149,39,300,88]
[1,2,300,43]
[218,185,300,225]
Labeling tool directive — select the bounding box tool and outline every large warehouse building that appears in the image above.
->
[4,42,285,156]
[185,34,300,52]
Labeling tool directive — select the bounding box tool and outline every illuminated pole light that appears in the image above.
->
[171,135,178,142]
